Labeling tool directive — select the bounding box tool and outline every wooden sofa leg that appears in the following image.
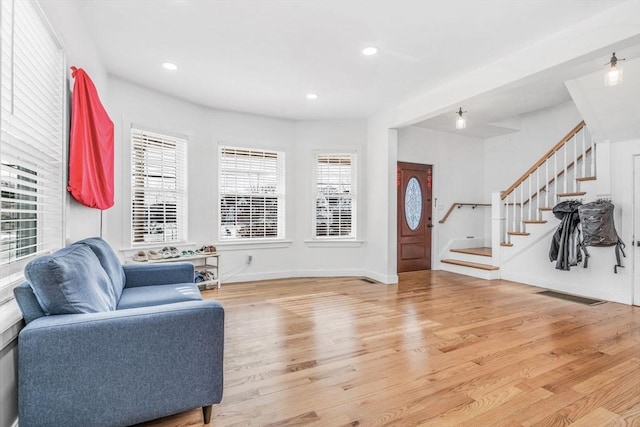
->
[202,405,213,424]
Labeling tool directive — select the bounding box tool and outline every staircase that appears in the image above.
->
[441,247,499,280]
[439,121,596,280]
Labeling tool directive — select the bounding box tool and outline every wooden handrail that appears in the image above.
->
[501,121,585,200]
[439,202,490,224]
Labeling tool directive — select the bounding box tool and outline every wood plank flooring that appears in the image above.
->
[137,271,640,427]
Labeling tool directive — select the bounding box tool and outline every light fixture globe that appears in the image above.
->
[605,52,624,86]
[455,107,467,130]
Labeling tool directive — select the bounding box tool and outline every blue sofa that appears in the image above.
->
[13,237,224,427]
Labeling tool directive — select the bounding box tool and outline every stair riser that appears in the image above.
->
[447,252,494,264]
[440,263,500,280]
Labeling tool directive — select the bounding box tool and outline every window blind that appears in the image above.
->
[0,0,65,304]
[131,128,187,245]
[219,146,285,240]
[314,153,356,238]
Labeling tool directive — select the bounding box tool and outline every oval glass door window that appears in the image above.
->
[404,177,422,230]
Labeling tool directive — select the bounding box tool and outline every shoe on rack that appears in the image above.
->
[132,251,148,262]
[148,250,162,260]
[170,247,179,258]
[160,247,171,259]
[201,245,217,254]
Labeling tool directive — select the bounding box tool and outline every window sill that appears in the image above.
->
[304,239,364,248]
[0,299,23,351]
[215,239,293,250]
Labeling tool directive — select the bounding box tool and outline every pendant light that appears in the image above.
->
[455,108,467,130]
[605,52,625,86]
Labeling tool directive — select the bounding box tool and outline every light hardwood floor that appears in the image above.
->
[138,271,640,426]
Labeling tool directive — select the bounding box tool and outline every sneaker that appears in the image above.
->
[148,250,162,260]
[160,247,171,259]
[170,247,179,258]
[132,251,148,262]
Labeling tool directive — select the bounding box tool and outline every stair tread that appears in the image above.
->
[450,247,492,257]
[576,176,596,182]
[508,231,530,236]
[557,191,586,197]
[500,242,513,247]
[539,207,553,211]
[441,259,499,271]
[523,220,547,224]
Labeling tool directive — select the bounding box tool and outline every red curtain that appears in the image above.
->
[67,66,114,209]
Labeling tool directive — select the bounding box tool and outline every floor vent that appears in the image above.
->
[536,290,606,306]
[361,278,377,284]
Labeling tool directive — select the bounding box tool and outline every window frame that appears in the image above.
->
[130,127,188,247]
[0,0,66,308]
[312,150,357,240]
[217,145,286,242]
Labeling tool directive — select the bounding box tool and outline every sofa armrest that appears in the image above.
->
[123,262,194,287]
[17,300,224,427]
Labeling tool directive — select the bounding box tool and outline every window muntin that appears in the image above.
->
[218,146,285,240]
[314,152,356,238]
[131,129,187,245]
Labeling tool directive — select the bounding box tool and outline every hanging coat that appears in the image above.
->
[549,200,582,271]
[67,66,114,209]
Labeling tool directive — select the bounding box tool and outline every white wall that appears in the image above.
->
[398,126,485,266]
[39,0,109,243]
[365,112,398,284]
[104,78,369,283]
[483,102,583,195]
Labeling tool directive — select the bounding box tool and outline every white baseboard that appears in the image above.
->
[500,271,631,305]
[222,269,398,285]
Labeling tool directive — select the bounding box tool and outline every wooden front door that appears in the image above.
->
[397,162,432,273]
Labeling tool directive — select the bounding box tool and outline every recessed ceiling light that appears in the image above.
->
[162,62,178,71]
[306,93,318,100]
[362,46,378,56]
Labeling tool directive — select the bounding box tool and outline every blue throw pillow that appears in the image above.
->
[25,244,116,315]
[76,237,126,302]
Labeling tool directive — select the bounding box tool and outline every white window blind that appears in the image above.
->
[131,128,187,246]
[0,0,65,304]
[314,152,356,238]
[219,146,285,240]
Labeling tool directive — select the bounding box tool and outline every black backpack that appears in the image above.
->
[578,200,625,273]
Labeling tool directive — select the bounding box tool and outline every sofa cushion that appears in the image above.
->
[117,283,202,310]
[25,244,116,315]
[77,237,126,301]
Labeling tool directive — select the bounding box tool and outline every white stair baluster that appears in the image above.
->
[563,143,567,194]
[519,184,524,232]
[571,135,578,192]
[513,190,517,234]
[545,157,549,208]
[553,151,559,205]
[581,128,586,178]
[591,129,595,176]
[528,174,532,221]
[536,168,540,220]
[504,194,509,243]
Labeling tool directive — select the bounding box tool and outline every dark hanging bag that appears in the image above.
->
[578,200,625,273]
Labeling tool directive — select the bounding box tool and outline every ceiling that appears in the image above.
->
[76,0,630,126]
